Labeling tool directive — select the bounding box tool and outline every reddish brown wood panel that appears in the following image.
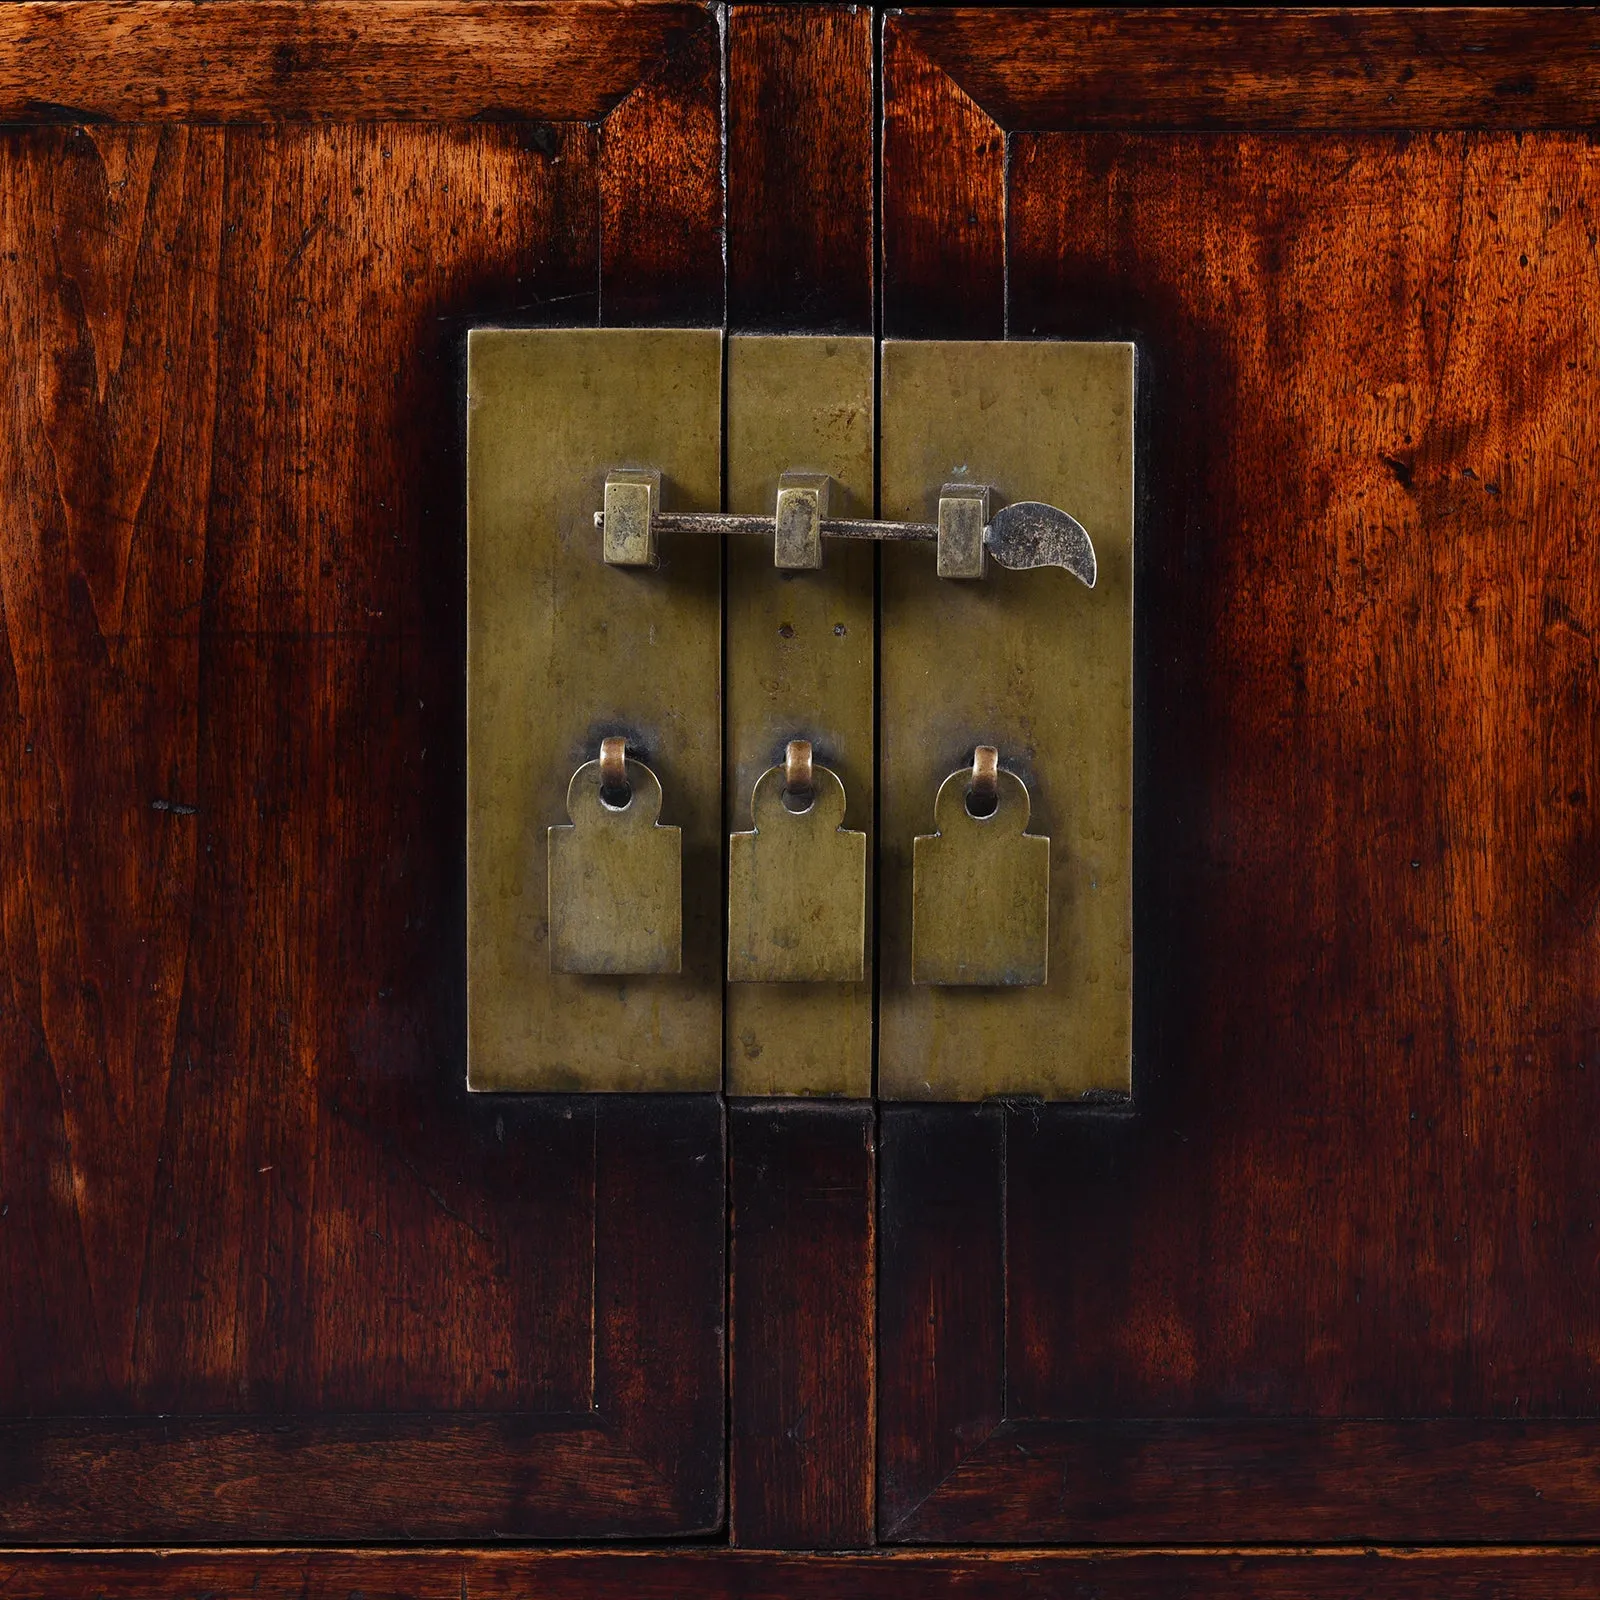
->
[14,1547,1600,1598]
[728,5,873,332]
[1008,119,1600,1420]
[880,17,1003,339]
[891,1419,1600,1544]
[600,9,723,326]
[0,7,725,1535]
[878,10,1600,1533]
[0,1090,726,1540]
[0,1,707,124]
[896,7,1600,133]
[876,1106,1002,1538]
[730,1104,875,1549]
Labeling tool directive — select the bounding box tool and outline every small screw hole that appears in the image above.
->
[600,783,634,811]
[965,787,999,820]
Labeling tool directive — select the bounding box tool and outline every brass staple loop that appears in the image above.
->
[599,736,629,795]
[970,745,1000,802]
[784,739,815,799]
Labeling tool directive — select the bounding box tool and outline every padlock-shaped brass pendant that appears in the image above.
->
[548,739,681,975]
[728,741,867,982]
[912,748,1049,986]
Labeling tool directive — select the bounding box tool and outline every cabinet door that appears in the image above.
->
[879,8,1600,1543]
[0,5,724,1540]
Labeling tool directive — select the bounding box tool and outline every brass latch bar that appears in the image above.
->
[596,470,1098,585]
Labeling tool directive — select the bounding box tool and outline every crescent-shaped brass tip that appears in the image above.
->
[984,502,1098,587]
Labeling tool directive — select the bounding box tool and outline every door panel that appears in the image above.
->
[0,6,725,1540]
[880,9,1600,1544]
[7,0,1600,1568]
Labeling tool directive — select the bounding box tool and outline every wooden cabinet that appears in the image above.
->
[4,5,1600,1593]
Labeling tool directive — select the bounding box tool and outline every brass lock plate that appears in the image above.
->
[728,754,867,985]
[878,340,1135,1101]
[912,763,1050,987]
[725,336,875,1096]
[465,328,722,1092]
[549,749,682,977]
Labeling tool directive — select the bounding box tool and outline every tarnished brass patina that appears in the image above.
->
[602,468,660,567]
[466,327,721,1092]
[912,754,1049,987]
[774,470,830,570]
[937,483,989,580]
[725,336,874,1096]
[595,494,1095,577]
[550,747,681,975]
[728,744,867,985]
[878,339,1135,1101]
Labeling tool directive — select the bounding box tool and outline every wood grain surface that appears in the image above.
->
[11,1547,1600,1597]
[881,16,1004,340]
[880,10,1600,1542]
[730,1104,875,1548]
[728,5,873,332]
[0,2,724,1538]
[600,10,723,326]
[877,1107,1003,1536]
[9,0,1600,1562]
[896,8,1600,131]
[0,2,709,124]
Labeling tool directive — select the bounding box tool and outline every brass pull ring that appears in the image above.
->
[784,738,815,801]
[599,736,630,805]
[969,745,1000,817]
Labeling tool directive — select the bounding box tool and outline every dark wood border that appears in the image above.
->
[895,8,1600,132]
[730,1104,876,1549]
[882,6,1600,335]
[889,1418,1600,1544]
[728,4,874,333]
[878,1103,1600,1544]
[10,1547,1600,1596]
[0,1099,726,1540]
[0,1,707,125]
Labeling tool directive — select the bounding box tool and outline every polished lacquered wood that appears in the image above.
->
[894,7,1600,132]
[0,9,725,1539]
[0,1,708,123]
[880,7,1600,1543]
[730,1104,876,1548]
[723,6,878,1551]
[6,3,1600,1576]
[728,5,873,333]
[12,1547,1600,1598]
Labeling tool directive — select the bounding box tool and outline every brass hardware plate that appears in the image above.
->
[726,336,874,1096]
[728,752,867,983]
[602,468,661,567]
[466,328,722,1092]
[774,470,830,571]
[550,749,682,976]
[912,761,1049,987]
[937,483,989,580]
[878,339,1135,1101]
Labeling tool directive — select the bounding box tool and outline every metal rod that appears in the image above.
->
[594,510,940,544]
